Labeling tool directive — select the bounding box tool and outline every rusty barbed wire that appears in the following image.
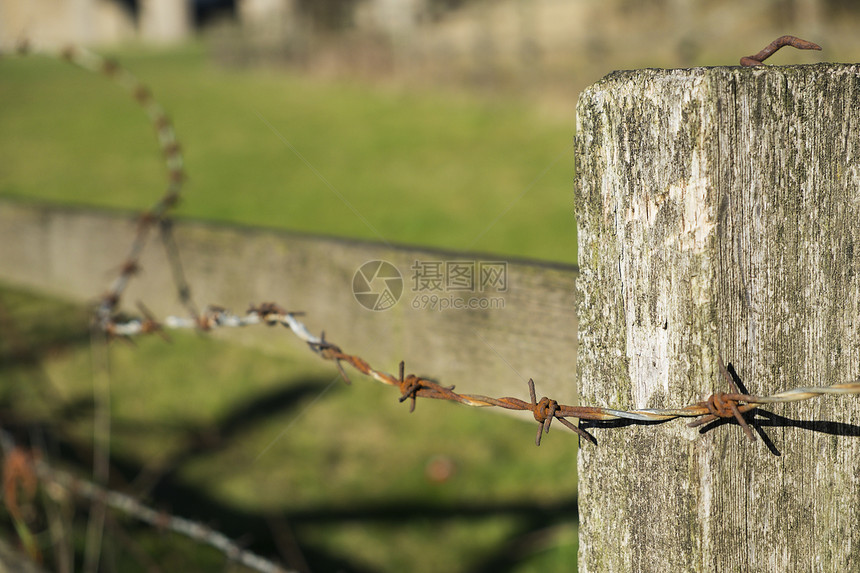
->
[2,42,205,572]
[740,35,822,67]
[7,39,851,449]
[108,303,860,446]
[6,39,860,573]
[5,41,192,327]
[12,41,853,449]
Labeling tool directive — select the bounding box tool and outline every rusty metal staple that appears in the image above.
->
[109,304,860,446]
[740,35,822,67]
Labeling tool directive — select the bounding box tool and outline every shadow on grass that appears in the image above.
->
[0,286,578,572]
[4,372,578,573]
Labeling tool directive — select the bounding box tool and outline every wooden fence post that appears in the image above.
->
[574,64,860,571]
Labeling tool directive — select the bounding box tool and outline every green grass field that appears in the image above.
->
[0,43,578,264]
[0,43,580,572]
[0,283,579,572]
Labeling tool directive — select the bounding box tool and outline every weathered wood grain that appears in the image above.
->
[575,64,860,572]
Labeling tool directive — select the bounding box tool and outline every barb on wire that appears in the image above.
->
[106,303,860,446]
[740,35,822,67]
[687,355,757,441]
[309,331,351,384]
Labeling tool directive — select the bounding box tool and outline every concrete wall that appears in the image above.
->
[0,199,579,405]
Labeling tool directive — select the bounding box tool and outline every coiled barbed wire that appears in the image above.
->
[5,40,190,327]
[11,40,856,448]
[9,37,856,573]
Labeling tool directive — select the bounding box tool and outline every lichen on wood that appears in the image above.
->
[575,64,860,572]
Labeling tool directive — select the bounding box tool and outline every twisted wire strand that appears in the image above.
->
[107,303,860,445]
[0,431,292,573]
[43,465,291,573]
